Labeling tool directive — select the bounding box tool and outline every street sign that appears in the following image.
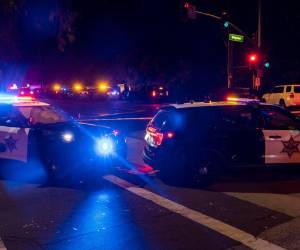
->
[229,33,244,43]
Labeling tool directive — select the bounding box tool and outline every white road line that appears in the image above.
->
[225,192,300,217]
[103,175,285,250]
[0,239,7,250]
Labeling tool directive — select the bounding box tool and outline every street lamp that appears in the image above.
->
[73,82,83,92]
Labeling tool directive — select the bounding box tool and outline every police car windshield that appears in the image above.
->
[17,105,70,126]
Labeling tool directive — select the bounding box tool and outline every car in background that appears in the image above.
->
[18,87,35,98]
[262,84,300,108]
[107,86,121,100]
[146,85,169,102]
[0,96,127,183]
[144,100,300,186]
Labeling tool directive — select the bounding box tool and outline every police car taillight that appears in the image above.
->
[167,132,174,139]
[146,127,175,146]
[146,127,163,146]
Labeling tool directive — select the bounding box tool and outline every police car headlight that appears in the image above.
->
[95,137,114,156]
[62,132,74,143]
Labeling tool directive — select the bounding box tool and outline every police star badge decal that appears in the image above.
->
[281,136,300,158]
[4,135,17,153]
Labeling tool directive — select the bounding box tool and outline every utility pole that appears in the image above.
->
[227,29,233,89]
[253,0,262,89]
[258,0,262,49]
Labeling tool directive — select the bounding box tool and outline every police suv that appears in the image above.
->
[0,96,127,182]
[144,99,300,185]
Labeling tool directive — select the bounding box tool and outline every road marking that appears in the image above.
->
[225,192,300,217]
[103,175,285,250]
[0,239,7,250]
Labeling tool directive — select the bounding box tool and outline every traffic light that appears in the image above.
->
[184,2,197,20]
[264,61,270,68]
[221,12,230,28]
[224,21,229,28]
[248,53,258,63]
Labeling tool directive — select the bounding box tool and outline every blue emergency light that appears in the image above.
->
[95,137,114,156]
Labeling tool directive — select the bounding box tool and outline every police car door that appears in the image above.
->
[0,105,29,162]
[260,105,300,164]
[215,105,263,165]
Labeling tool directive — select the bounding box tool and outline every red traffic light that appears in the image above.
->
[184,2,190,8]
[248,53,258,63]
[184,2,197,19]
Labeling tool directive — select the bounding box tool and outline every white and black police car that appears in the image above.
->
[144,98,300,185]
[0,95,127,182]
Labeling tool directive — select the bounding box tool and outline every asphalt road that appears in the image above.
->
[1,99,300,250]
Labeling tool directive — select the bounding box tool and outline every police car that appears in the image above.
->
[0,96,127,182]
[143,99,300,185]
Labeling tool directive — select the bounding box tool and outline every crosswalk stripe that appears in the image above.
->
[225,192,300,217]
[104,175,285,250]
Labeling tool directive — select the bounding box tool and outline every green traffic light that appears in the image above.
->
[224,21,229,28]
[264,62,270,68]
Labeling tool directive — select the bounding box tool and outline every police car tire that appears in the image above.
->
[190,154,221,186]
[45,163,60,183]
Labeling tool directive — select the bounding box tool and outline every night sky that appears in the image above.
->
[1,0,300,92]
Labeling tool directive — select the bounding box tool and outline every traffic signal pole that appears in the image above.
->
[227,29,233,88]
[258,0,262,49]
[254,0,262,90]
[193,10,254,44]
[188,6,257,89]
[185,2,264,91]
[252,0,262,90]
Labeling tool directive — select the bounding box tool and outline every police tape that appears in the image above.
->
[80,117,152,122]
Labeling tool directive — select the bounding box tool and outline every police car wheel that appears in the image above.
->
[191,155,220,186]
[45,163,61,183]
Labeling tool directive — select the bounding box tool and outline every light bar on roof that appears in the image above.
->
[227,97,259,103]
[17,96,35,102]
[0,94,18,104]
[0,94,35,104]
